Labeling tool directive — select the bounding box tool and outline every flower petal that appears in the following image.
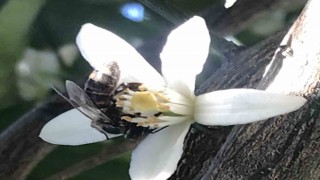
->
[76,23,164,86]
[160,16,210,98]
[195,89,306,126]
[39,109,120,145]
[130,121,191,180]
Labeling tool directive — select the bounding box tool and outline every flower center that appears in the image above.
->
[115,83,193,128]
[131,92,168,112]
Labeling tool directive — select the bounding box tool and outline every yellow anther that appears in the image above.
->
[116,100,124,107]
[158,103,170,111]
[137,122,144,126]
[138,85,148,91]
[121,116,132,122]
[147,116,158,123]
[155,92,170,102]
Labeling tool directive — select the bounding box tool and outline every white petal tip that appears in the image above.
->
[129,122,191,180]
[195,89,307,126]
[289,96,307,109]
[39,121,107,146]
[271,94,307,114]
[189,16,206,24]
[39,109,107,146]
[160,16,210,97]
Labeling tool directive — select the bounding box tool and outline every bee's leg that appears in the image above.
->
[91,124,109,139]
[150,126,168,134]
[105,134,110,140]
[191,123,224,136]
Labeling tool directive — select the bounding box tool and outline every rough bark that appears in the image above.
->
[170,0,320,179]
[168,30,285,180]
[139,0,307,36]
[0,95,65,179]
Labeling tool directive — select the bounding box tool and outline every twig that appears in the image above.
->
[205,0,307,36]
[137,0,241,57]
[137,0,188,24]
[0,95,66,179]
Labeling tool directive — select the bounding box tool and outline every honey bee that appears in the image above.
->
[55,62,150,140]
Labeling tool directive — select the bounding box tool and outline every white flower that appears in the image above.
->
[58,43,79,66]
[39,16,306,180]
[16,48,63,100]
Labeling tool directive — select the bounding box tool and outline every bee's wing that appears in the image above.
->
[39,108,121,145]
[62,80,111,122]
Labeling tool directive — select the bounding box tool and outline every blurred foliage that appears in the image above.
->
[28,140,131,180]
[72,155,131,180]
[0,0,173,179]
[0,0,305,179]
[0,0,45,109]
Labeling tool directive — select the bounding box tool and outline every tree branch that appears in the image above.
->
[137,0,187,25]
[171,0,320,179]
[0,95,65,179]
[137,0,241,57]
[169,24,287,180]
[204,0,307,36]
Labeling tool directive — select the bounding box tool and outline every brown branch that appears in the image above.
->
[137,0,188,25]
[137,0,241,58]
[205,0,307,36]
[170,25,287,180]
[0,95,65,179]
[171,0,320,179]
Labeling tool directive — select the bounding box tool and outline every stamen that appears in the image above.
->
[121,116,132,122]
[154,92,170,102]
[126,88,136,95]
[116,100,124,107]
[154,120,183,127]
[123,101,132,107]
[138,85,148,91]
[137,116,159,127]
[168,103,193,115]
[163,88,192,105]
[115,84,194,129]
[157,103,170,111]
[129,117,148,123]
[121,94,132,100]
[122,107,134,114]
[158,116,192,123]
